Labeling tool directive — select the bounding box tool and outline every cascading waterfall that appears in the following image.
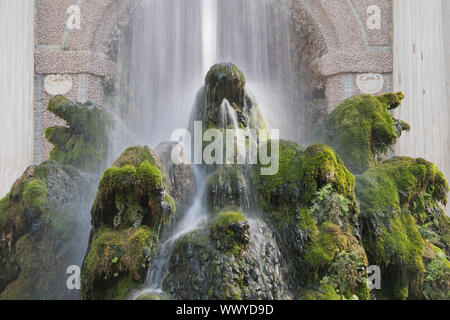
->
[115,0,206,147]
[116,0,304,149]
[216,0,304,142]
[202,0,218,76]
[131,166,209,299]
[219,99,239,129]
[116,0,303,298]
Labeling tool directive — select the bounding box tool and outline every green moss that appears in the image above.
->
[305,222,349,268]
[0,161,98,299]
[297,208,318,237]
[0,193,10,229]
[82,146,176,299]
[194,63,265,131]
[298,277,343,301]
[0,175,48,245]
[211,211,249,255]
[212,211,246,229]
[375,92,405,109]
[258,140,302,200]
[310,184,356,230]
[136,160,163,190]
[299,145,355,204]
[357,157,448,221]
[112,146,157,168]
[300,220,369,300]
[81,226,156,300]
[0,234,33,299]
[422,243,450,300]
[23,179,48,211]
[164,194,176,212]
[258,143,355,210]
[355,156,450,299]
[45,95,111,172]
[205,63,246,108]
[254,139,367,299]
[312,92,409,174]
[92,150,167,230]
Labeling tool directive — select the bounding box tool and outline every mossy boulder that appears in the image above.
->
[91,146,174,231]
[82,146,176,300]
[205,63,246,108]
[356,157,449,299]
[191,63,266,130]
[254,140,368,300]
[257,142,355,210]
[422,243,450,300]
[81,226,156,300]
[311,92,410,174]
[211,211,250,254]
[297,218,369,300]
[0,161,96,299]
[163,218,289,300]
[45,95,112,172]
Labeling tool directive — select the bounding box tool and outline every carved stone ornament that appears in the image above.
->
[356,73,384,95]
[44,74,73,96]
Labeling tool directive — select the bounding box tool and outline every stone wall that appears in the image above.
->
[34,0,131,163]
[0,0,35,198]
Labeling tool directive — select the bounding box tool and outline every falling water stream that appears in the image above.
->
[131,167,209,299]
[116,0,303,148]
[116,0,303,298]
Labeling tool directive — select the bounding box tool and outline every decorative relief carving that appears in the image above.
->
[356,73,384,94]
[44,74,73,96]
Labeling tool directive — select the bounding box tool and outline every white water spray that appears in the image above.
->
[118,0,305,299]
[132,167,209,299]
[202,0,218,76]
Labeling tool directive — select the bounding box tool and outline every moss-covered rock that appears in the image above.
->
[253,139,369,300]
[298,219,369,300]
[422,243,450,300]
[205,63,246,108]
[45,95,112,172]
[311,92,410,174]
[211,211,249,255]
[81,226,156,300]
[163,219,289,300]
[191,63,266,130]
[356,157,449,299]
[0,161,96,299]
[82,146,176,300]
[91,146,174,231]
[257,142,355,210]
